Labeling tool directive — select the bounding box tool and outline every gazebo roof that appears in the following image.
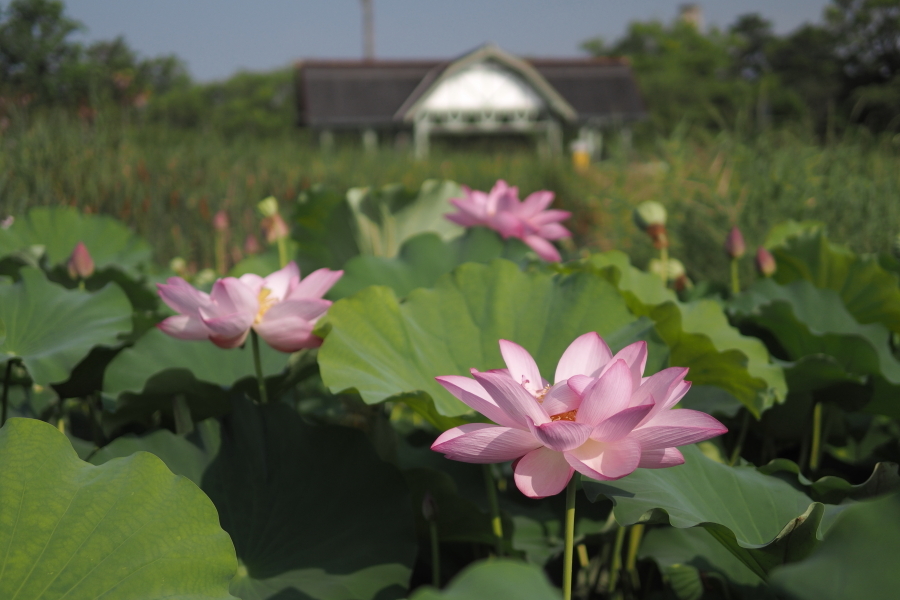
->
[294,45,645,128]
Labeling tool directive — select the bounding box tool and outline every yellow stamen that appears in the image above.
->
[551,410,578,422]
[255,288,277,324]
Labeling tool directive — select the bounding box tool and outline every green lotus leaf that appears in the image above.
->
[0,417,237,599]
[769,493,900,600]
[316,259,659,429]
[0,268,132,386]
[93,398,416,600]
[758,460,900,504]
[640,527,775,599]
[408,559,561,600]
[0,206,152,275]
[583,252,786,417]
[582,445,847,580]
[328,229,531,300]
[770,229,900,333]
[102,328,289,426]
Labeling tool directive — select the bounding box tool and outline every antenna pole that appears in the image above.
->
[361,0,374,60]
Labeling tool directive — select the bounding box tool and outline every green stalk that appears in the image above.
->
[730,258,741,296]
[810,402,823,472]
[481,465,504,556]
[659,246,669,287]
[276,237,288,268]
[608,523,626,594]
[1,359,13,427]
[625,524,645,589]
[729,411,751,466]
[251,330,269,404]
[429,520,441,588]
[563,475,578,600]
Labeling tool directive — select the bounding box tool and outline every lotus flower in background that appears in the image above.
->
[432,333,726,498]
[445,180,572,262]
[67,242,95,279]
[156,262,343,352]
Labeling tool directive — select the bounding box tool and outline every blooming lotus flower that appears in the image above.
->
[445,180,572,262]
[431,333,727,498]
[156,262,343,352]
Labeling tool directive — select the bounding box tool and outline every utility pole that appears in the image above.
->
[361,0,374,60]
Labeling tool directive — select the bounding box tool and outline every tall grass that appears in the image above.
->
[2,111,899,284]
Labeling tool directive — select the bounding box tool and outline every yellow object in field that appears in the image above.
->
[572,149,591,171]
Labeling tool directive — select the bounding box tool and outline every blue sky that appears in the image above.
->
[65,1,832,82]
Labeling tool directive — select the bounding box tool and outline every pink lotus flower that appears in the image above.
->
[431,333,727,498]
[67,241,95,279]
[445,180,572,262]
[156,262,343,352]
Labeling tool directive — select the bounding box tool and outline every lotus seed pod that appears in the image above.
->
[258,196,280,217]
[725,227,746,259]
[633,201,667,230]
[169,257,188,276]
[756,247,777,277]
[67,242,95,279]
[213,210,229,232]
[649,257,685,281]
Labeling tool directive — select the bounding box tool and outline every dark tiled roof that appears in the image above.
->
[295,56,645,128]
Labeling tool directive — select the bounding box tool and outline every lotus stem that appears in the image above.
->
[251,330,269,405]
[276,237,288,268]
[659,246,669,288]
[1,359,12,427]
[810,402,823,472]
[730,258,741,296]
[481,464,504,556]
[563,474,578,600]
[625,524,645,589]
[608,522,626,594]
[429,519,440,587]
[729,411,751,466]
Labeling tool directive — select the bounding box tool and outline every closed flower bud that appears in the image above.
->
[262,213,290,243]
[213,210,229,232]
[244,234,261,255]
[725,227,746,259]
[422,491,438,522]
[755,247,777,276]
[67,242,95,279]
[258,196,280,217]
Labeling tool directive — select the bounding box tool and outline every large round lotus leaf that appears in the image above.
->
[0,268,132,386]
[93,399,417,600]
[640,527,774,599]
[328,229,531,300]
[770,229,900,333]
[0,206,152,274]
[102,328,289,425]
[408,559,561,600]
[582,252,786,417]
[582,445,847,580]
[0,418,237,599]
[316,259,654,429]
[769,493,900,600]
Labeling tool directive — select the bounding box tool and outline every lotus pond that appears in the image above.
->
[0,180,898,600]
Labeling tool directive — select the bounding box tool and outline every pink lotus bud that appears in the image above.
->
[244,234,261,255]
[262,213,289,243]
[422,491,438,522]
[725,227,746,259]
[213,210,229,232]
[756,247,776,276]
[67,242,95,279]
